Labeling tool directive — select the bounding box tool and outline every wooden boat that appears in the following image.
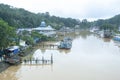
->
[58,37,72,49]
[4,55,22,65]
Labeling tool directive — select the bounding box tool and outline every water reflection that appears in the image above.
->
[102,38,112,42]
[79,31,92,39]
[40,49,46,53]
[39,48,71,54]
[113,41,120,47]
[40,48,71,54]
[58,49,71,54]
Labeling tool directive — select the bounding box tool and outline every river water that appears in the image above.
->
[1,31,120,80]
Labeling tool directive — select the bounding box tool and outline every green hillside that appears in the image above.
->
[0,3,79,29]
[93,14,120,30]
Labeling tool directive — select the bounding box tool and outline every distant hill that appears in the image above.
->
[1,3,120,30]
[0,3,79,29]
[107,14,120,27]
[93,14,120,28]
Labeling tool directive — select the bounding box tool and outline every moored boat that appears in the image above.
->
[58,37,72,49]
[113,34,120,41]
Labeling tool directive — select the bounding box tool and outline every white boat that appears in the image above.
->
[58,37,72,49]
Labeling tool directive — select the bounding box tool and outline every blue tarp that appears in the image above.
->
[7,46,20,54]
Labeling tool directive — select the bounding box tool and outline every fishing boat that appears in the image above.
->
[113,34,120,41]
[3,46,22,64]
[103,30,112,38]
[58,37,72,49]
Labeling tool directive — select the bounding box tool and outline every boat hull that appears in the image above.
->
[58,37,72,49]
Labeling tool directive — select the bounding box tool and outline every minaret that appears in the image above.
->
[40,21,46,27]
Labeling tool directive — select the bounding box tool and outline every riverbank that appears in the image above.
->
[0,62,10,73]
[0,46,35,73]
[19,46,34,57]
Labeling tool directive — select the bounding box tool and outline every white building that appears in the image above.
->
[16,28,33,34]
[17,21,56,37]
[33,21,56,37]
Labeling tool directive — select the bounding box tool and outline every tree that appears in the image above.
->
[21,35,34,45]
[80,19,91,29]
[0,19,16,49]
[31,31,49,41]
[100,24,115,31]
[31,31,42,38]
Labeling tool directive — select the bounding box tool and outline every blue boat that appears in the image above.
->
[113,35,120,41]
[58,37,72,49]
[7,46,20,55]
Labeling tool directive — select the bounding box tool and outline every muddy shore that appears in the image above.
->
[0,46,35,73]
[0,62,10,73]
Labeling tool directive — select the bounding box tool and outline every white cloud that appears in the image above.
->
[0,0,120,21]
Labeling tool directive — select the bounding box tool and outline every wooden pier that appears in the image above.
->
[23,54,53,65]
[36,44,58,49]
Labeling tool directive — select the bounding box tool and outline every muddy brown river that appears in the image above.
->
[0,31,120,80]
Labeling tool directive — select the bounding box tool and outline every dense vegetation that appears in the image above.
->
[0,3,79,29]
[92,14,120,31]
[0,18,54,50]
[78,14,120,31]
[0,19,16,49]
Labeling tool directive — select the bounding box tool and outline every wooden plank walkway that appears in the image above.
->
[36,44,58,48]
[22,54,53,65]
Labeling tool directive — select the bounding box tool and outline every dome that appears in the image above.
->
[40,21,46,27]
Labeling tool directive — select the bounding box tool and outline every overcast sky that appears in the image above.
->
[0,0,120,21]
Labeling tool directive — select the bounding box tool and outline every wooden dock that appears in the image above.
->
[22,54,53,65]
[38,44,58,47]
[35,44,58,49]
